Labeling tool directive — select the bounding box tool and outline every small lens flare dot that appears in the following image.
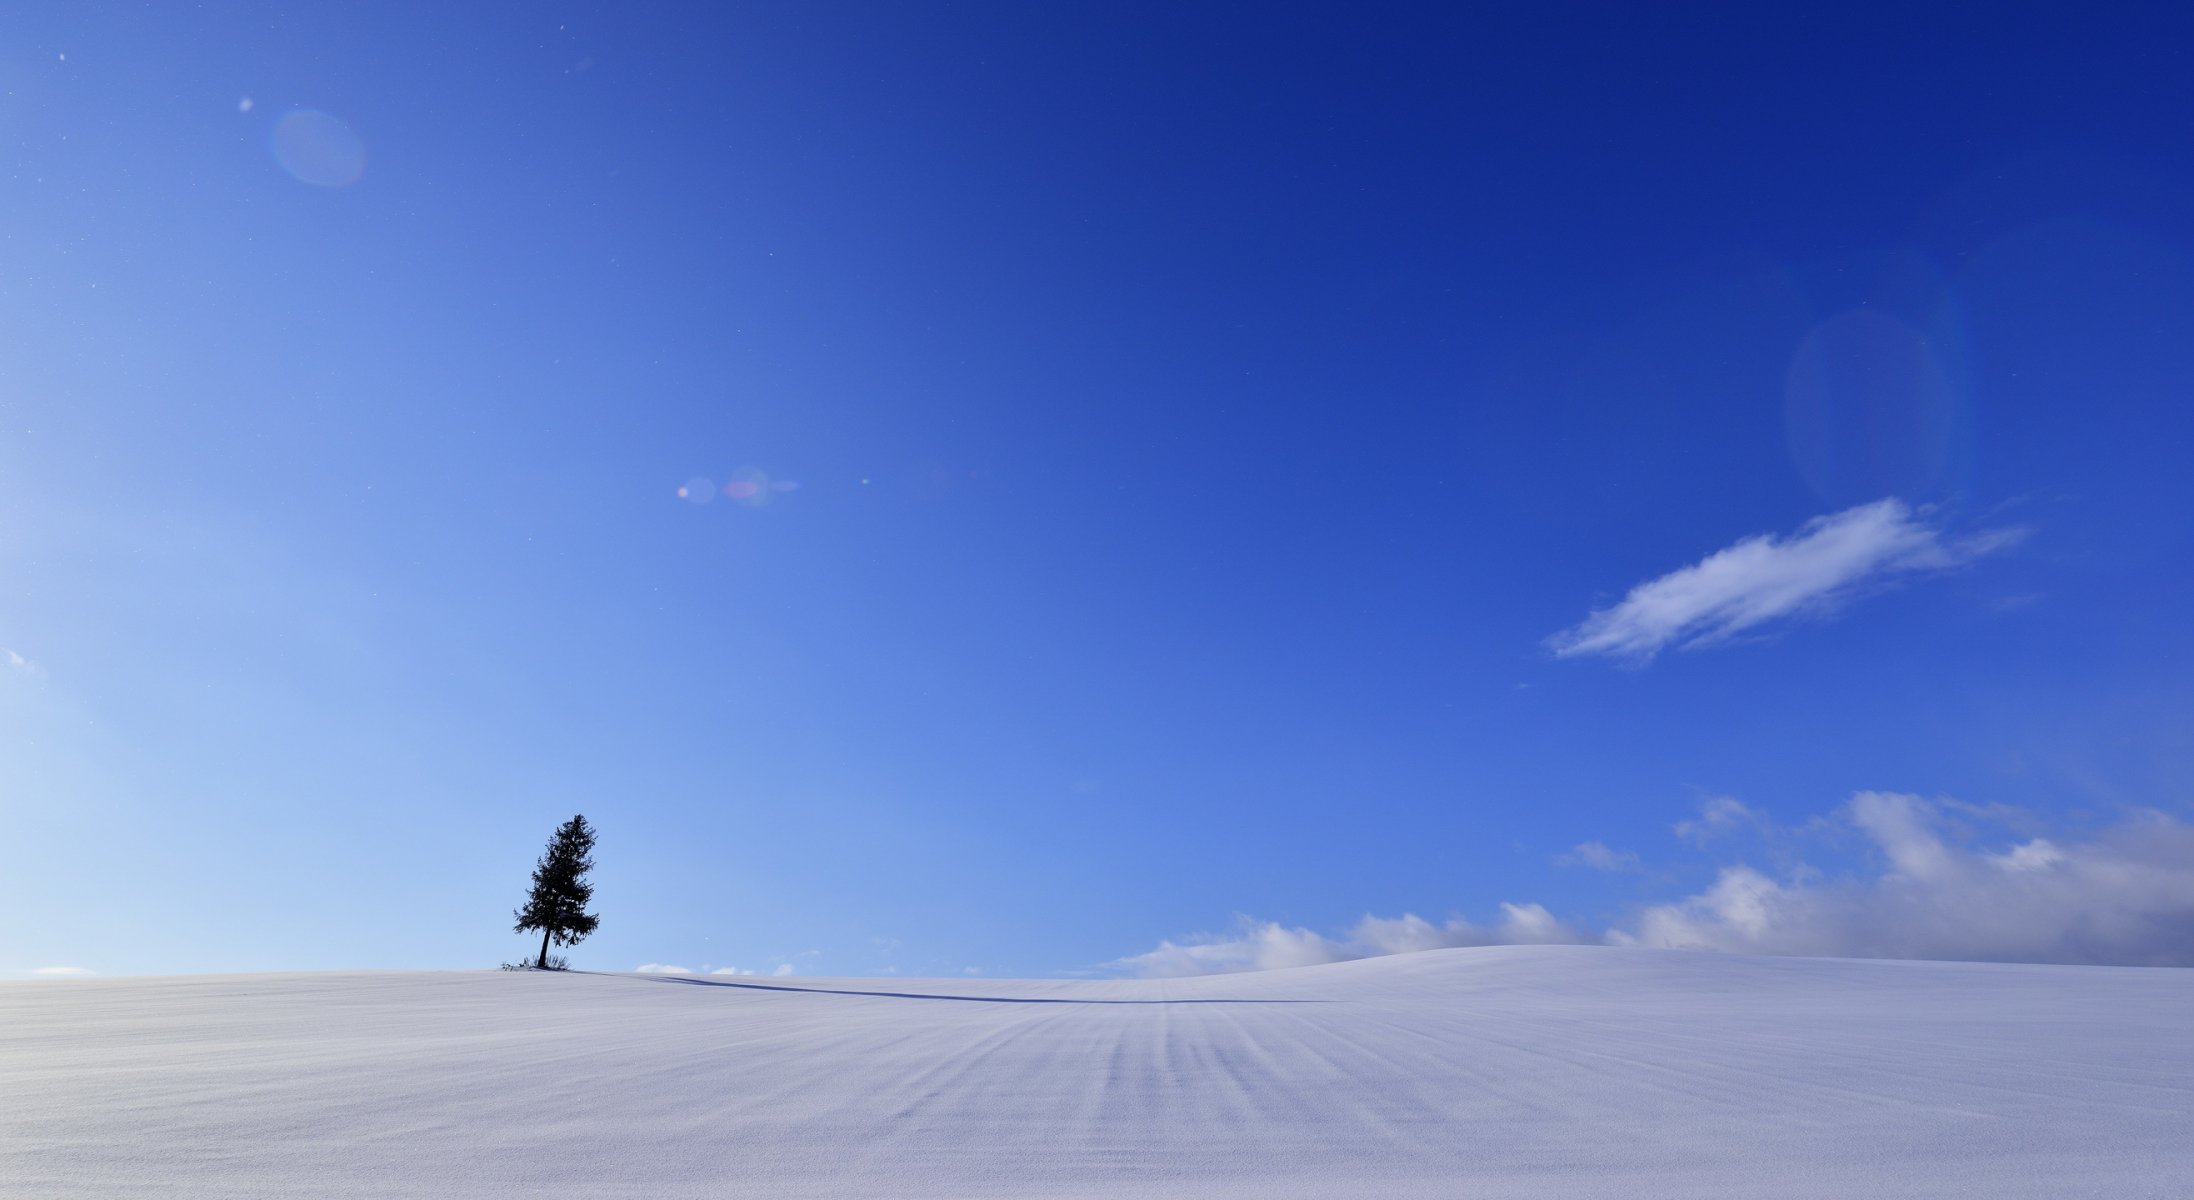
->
[677,476,715,504]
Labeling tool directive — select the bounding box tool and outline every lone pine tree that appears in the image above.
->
[514,815,600,969]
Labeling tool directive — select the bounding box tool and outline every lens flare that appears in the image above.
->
[1784,309,1968,507]
[271,110,366,188]
[722,467,787,505]
[677,468,799,508]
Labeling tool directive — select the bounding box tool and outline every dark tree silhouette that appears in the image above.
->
[514,815,600,969]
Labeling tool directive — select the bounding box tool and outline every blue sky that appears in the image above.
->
[5,3,2192,978]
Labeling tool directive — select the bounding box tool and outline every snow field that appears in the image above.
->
[3,946,2189,1197]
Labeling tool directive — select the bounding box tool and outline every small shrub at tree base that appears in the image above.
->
[499,955,569,972]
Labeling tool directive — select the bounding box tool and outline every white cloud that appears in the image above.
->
[1560,841,1641,871]
[29,966,94,977]
[769,963,795,977]
[633,963,691,974]
[3,648,43,677]
[709,966,754,976]
[1113,906,1591,978]
[1548,500,2021,662]
[1620,793,2194,966]
[1119,795,2194,975]
[1674,795,1758,844]
[1990,839,2063,872]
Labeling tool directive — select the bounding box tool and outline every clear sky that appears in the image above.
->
[5,3,2191,978]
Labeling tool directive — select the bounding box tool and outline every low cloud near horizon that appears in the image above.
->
[1117,905,1594,978]
[1548,500,2020,662]
[1114,793,2194,976]
[28,966,95,977]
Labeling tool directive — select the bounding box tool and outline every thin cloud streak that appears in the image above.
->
[1560,842,1642,872]
[1548,500,2021,662]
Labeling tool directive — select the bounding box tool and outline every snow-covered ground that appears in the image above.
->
[5,946,2189,1197]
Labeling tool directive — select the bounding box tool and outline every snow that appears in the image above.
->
[4,946,2189,1197]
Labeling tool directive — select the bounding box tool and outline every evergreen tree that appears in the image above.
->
[513,815,600,969]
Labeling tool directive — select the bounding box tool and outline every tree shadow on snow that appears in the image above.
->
[630,975,1323,1004]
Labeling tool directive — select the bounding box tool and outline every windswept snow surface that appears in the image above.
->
[5,947,2190,1198]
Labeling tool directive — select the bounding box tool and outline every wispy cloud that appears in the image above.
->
[3,647,43,677]
[1548,500,2021,662]
[1116,794,2194,975]
[1674,795,1758,844]
[29,966,95,977]
[634,963,691,974]
[709,962,797,977]
[1560,841,1641,872]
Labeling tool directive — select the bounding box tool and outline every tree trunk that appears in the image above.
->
[537,926,552,969]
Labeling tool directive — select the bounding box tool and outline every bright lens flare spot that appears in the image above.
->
[723,467,794,506]
[272,110,366,188]
[676,469,798,508]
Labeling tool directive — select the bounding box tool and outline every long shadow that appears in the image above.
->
[631,974,1324,1005]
